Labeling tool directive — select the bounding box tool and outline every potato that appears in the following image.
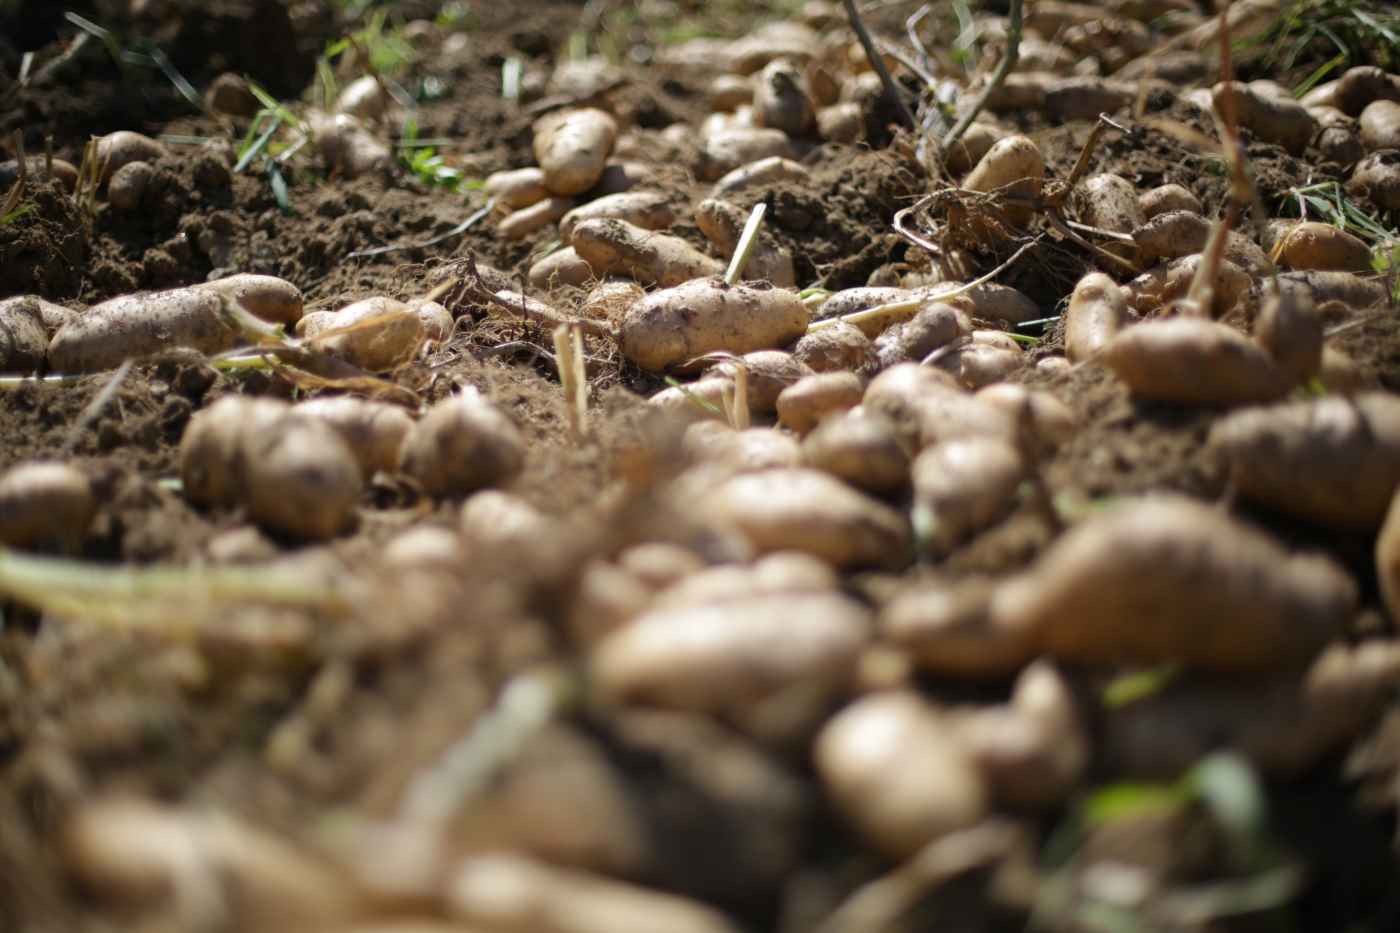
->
[1278,269,1389,315]
[1102,318,1287,406]
[0,462,96,551]
[619,277,808,371]
[912,437,1024,557]
[800,408,910,494]
[294,396,413,476]
[559,191,674,243]
[309,111,391,177]
[709,73,753,112]
[49,275,304,372]
[448,856,740,933]
[711,155,810,197]
[302,296,423,371]
[649,551,836,612]
[1210,393,1400,531]
[703,348,812,416]
[484,167,549,211]
[776,371,864,434]
[648,377,733,421]
[694,198,796,288]
[1313,109,1365,166]
[180,396,289,507]
[863,363,1007,449]
[1349,150,1400,210]
[461,489,547,550]
[241,414,363,540]
[1253,278,1321,384]
[398,390,526,498]
[533,108,619,196]
[753,58,815,137]
[1075,173,1144,262]
[412,299,453,342]
[881,579,1036,679]
[975,383,1076,453]
[0,297,51,372]
[499,196,574,241]
[1272,220,1373,272]
[946,283,1040,326]
[1065,271,1129,363]
[528,247,596,290]
[983,72,1052,112]
[683,424,802,471]
[1045,77,1138,122]
[697,128,794,181]
[928,332,1023,389]
[571,219,724,289]
[791,321,876,373]
[1131,211,1272,276]
[592,588,869,711]
[0,156,78,193]
[1123,254,1251,317]
[816,102,863,143]
[943,122,1005,175]
[814,692,987,858]
[1379,489,1400,624]
[335,74,389,121]
[1212,81,1317,155]
[1359,99,1400,151]
[1334,65,1400,117]
[546,56,624,98]
[107,161,152,211]
[815,286,913,336]
[1138,183,1202,219]
[0,294,74,336]
[961,135,1044,229]
[700,467,911,569]
[727,21,820,74]
[992,496,1356,671]
[580,278,643,323]
[95,130,166,183]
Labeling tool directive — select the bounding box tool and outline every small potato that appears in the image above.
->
[499,196,574,241]
[753,58,815,137]
[1065,271,1129,363]
[1350,150,1400,210]
[1278,269,1389,315]
[1102,318,1287,406]
[1131,211,1271,276]
[1138,183,1202,220]
[580,278,643,323]
[975,383,1076,453]
[946,283,1040,326]
[983,72,1052,112]
[412,299,453,342]
[335,74,389,121]
[816,102,863,143]
[791,321,876,374]
[383,525,464,569]
[241,415,364,540]
[694,198,796,288]
[776,371,864,434]
[928,334,1023,390]
[559,191,674,243]
[398,390,526,498]
[0,156,79,193]
[1123,254,1251,318]
[881,579,1036,679]
[1359,99,1400,151]
[1273,221,1372,273]
[95,130,166,183]
[107,161,153,212]
[528,247,596,290]
[912,437,1024,557]
[683,423,802,471]
[1212,81,1317,155]
[484,167,549,211]
[942,123,1005,176]
[703,350,814,414]
[709,74,754,112]
[697,128,794,181]
[815,287,913,335]
[1210,393,1400,531]
[648,377,733,421]
[1075,173,1144,262]
[533,108,619,196]
[862,363,996,448]
[180,396,289,507]
[991,496,1356,671]
[294,396,414,476]
[309,111,391,177]
[700,467,911,570]
[726,21,821,75]
[815,692,988,858]
[303,296,423,371]
[801,408,910,494]
[712,155,809,197]
[461,490,547,549]
[961,135,1044,230]
[204,72,260,117]
[0,462,96,550]
[1253,279,1321,384]
[619,277,808,371]
[1334,65,1400,117]
[1044,77,1138,122]
[1315,115,1364,166]
[571,218,724,288]
[0,297,51,372]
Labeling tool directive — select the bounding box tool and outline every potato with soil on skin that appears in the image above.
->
[1210,393,1400,532]
[461,489,547,550]
[1138,183,1202,219]
[0,156,79,193]
[775,371,864,434]
[48,274,304,373]
[619,277,808,372]
[1123,254,1252,318]
[801,408,910,495]
[559,191,675,243]
[1312,108,1365,166]
[1045,77,1139,122]
[697,127,795,181]
[709,73,754,112]
[911,437,1025,558]
[815,691,988,859]
[928,331,1023,390]
[946,282,1041,327]
[1272,220,1373,272]
[533,108,619,196]
[1065,271,1130,364]
[528,247,596,290]
[975,383,1076,454]
[991,496,1357,671]
[816,102,864,143]
[1278,269,1389,317]
[0,462,97,551]
[860,363,993,448]
[335,74,390,122]
[958,134,1045,231]
[943,123,1005,176]
[1212,80,1317,155]
[398,390,526,498]
[1253,278,1322,385]
[1103,317,1289,406]
[94,130,167,183]
[107,161,153,212]
[499,196,574,241]
[700,467,911,570]
[1349,150,1400,210]
[484,166,549,210]
[180,396,290,508]
[1075,173,1144,262]
[881,578,1037,679]
[571,218,724,289]
[791,319,876,374]
[240,415,364,540]
[683,423,803,471]
[299,296,424,372]
[1131,211,1272,277]
[309,111,391,177]
[0,297,53,372]
[1333,64,1400,117]
[753,57,815,137]
[694,197,796,288]
[1359,99,1400,151]
[711,155,809,197]
[293,396,414,476]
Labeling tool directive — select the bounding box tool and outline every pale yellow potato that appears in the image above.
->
[334,74,389,121]
[294,396,414,476]
[528,246,596,290]
[559,191,674,243]
[683,423,803,471]
[0,297,51,372]
[946,282,1039,326]
[95,130,166,183]
[791,320,876,373]
[107,160,152,211]
[708,73,753,112]
[1278,269,1389,314]
[1076,173,1144,263]
[532,107,619,196]
[1065,271,1129,363]
[460,489,547,550]
[398,390,525,498]
[693,197,796,288]
[1212,80,1317,155]
[912,437,1024,556]
[1103,317,1288,406]
[0,461,96,550]
[619,277,808,371]
[1274,221,1374,272]
[816,102,863,143]
[726,21,821,75]
[571,218,724,288]
[179,396,289,507]
[499,195,574,241]
[1137,183,1202,219]
[800,407,909,494]
[928,332,1023,389]
[309,111,391,177]
[975,383,1076,453]
[303,296,423,372]
[411,299,453,342]
[775,371,864,434]
[241,414,364,540]
[697,127,794,181]
[484,166,549,210]
[703,349,814,413]
[881,579,1036,679]
[1132,210,1272,276]
[873,301,971,367]
[1254,279,1322,385]
[1123,254,1251,317]
[712,155,809,197]
[943,123,1005,176]
[960,135,1044,230]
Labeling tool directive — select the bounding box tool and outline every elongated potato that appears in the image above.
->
[294,396,414,475]
[947,283,1040,326]
[800,408,909,494]
[484,167,549,211]
[960,135,1044,230]
[571,218,724,288]
[0,297,51,372]
[711,155,809,197]
[1045,77,1138,122]
[0,462,96,550]
[1278,269,1389,315]
[881,579,1036,679]
[1212,81,1317,155]
[1380,489,1400,624]
[302,296,423,371]
[1210,393,1400,531]
[992,496,1356,670]
[1065,272,1129,363]
[533,108,618,196]
[709,73,754,112]
[619,277,808,371]
[1138,183,1202,219]
[753,58,815,137]
[776,371,864,434]
[1271,220,1373,272]
[559,191,674,243]
[1253,279,1321,384]
[697,128,794,181]
[1102,318,1288,406]
[928,332,1023,389]
[241,415,364,539]
[499,196,573,241]
[528,247,596,290]
[1132,211,1272,276]
[694,197,796,288]
[49,275,304,372]
[912,437,1024,557]
[398,390,525,497]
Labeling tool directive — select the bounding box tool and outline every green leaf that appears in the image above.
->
[1102,664,1181,707]
[1082,782,1188,828]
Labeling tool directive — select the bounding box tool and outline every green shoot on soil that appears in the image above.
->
[1248,0,1400,87]
[1284,180,1397,242]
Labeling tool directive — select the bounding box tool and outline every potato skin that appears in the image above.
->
[240,415,364,540]
[532,108,619,196]
[95,131,167,183]
[1103,318,1288,406]
[1273,221,1373,272]
[50,290,234,372]
[179,396,290,508]
[1212,81,1317,155]
[559,191,674,243]
[303,296,423,372]
[294,396,414,476]
[1065,272,1128,363]
[398,392,526,498]
[571,218,724,288]
[483,167,549,210]
[0,297,53,372]
[0,462,96,550]
[1380,491,1400,624]
[619,278,809,371]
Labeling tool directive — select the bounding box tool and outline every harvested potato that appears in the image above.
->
[697,128,794,181]
[1131,211,1272,276]
[619,278,808,371]
[1334,65,1400,117]
[712,155,809,197]
[180,396,289,507]
[0,297,51,372]
[572,218,724,288]
[301,296,423,371]
[1272,220,1373,272]
[700,467,910,569]
[947,283,1041,326]
[529,247,596,290]
[709,73,754,112]
[753,58,815,137]
[1314,111,1365,166]
[1212,80,1317,155]
[928,332,1023,390]
[533,108,619,196]
[1103,317,1287,406]
[1253,278,1322,384]
[975,383,1076,453]
[398,390,526,497]
[800,408,910,494]
[1359,99,1400,151]
[1076,173,1144,262]
[776,371,864,434]
[791,321,876,373]
[241,415,364,540]
[500,196,574,241]
[1278,269,1389,315]
[484,167,549,211]
[694,198,796,288]
[559,191,674,243]
[881,579,1036,679]
[294,396,414,476]
[335,74,389,121]
[1210,393,1400,531]
[95,130,166,183]
[1123,254,1251,318]
[960,135,1045,230]
[815,692,987,858]
[411,300,453,342]
[461,489,547,550]
[727,21,821,74]
[1348,150,1400,210]
[1138,183,1203,219]
[0,294,74,336]
[1380,490,1400,624]
[684,423,803,471]
[1045,77,1138,122]
[874,301,970,367]
[648,376,734,420]
[1065,271,1129,363]
[49,275,304,372]
[944,123,1006,175]
[107,161,153,212]
[861,363,996,448]
[991,496,1356,670]
[912,437,1024,557]
[816,102,863,143]
[0,462,96,550]
[0,156,79,193]
[309,111,391,177]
